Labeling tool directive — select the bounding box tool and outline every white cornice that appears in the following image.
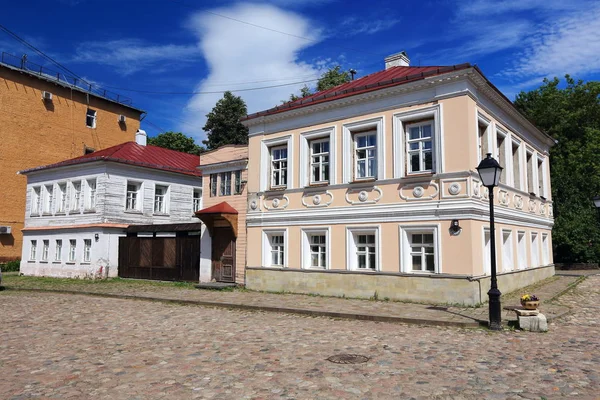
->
[198,159,248,173]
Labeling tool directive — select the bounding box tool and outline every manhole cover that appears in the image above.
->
[326,354,370,364]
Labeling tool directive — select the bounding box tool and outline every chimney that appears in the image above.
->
[135,129,147,146]
[385,51,410,69]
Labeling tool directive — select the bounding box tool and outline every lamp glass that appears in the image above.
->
[593,196,600,209]
[477,153,503,187]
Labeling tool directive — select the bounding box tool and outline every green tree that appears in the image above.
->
[148,131,205,155]
[287,65,352,102]
[514,76,600,263]
[202,91,249,150]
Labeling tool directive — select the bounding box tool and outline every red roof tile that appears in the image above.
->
[19,142,201,176]
[195,202,239,215]
[243,63,472,120]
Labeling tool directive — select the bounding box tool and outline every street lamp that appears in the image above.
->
[477,153,504,330]
[593,196,600,210]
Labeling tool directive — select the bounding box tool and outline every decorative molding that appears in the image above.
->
[443,178,469,199]
[513,194,524,210]
[301,191,334,208]
[448,183,461,195]
[345,186,383,205]
[528,199,537,213]
[399,183,439,201]
[498,189,510,206]
[263,195,290,210]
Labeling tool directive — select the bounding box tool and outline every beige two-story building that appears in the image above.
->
[241,52,555,305]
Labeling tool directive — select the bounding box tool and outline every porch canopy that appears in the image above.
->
[194,202,239,238]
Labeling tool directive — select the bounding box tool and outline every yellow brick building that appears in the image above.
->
[0,55,144,261]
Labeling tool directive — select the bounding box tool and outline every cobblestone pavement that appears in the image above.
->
[1,277,599,399]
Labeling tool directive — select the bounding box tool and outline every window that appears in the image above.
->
[530,232,540,268]
[511,139,521,190]
[263,230,287,268]
[57,183,67,213]
[220,172,231,196]
[270,146,288,188]
[126,181,141,211]
[348,227,379,271]
[406,122,434,174]
[483,228,491,275]
[85,179,97,210]
[478,121,489,161]
[409,233,435,272]
[310,139,329,184]
[542,233,550,265]
[68,240,76,262]
[41,240,49,261]
[31,187,41,215]
[210,174,218,197]
[43,184,53,214]
[309,235,327,268]
[526,150,535,193]
[517,231,527,269]
[537,157,546,197]
[70,181,82,213]
[270,235,285,266]
[354,132,377,179]
[193,188,202,212]
[55,240,62,262]
[496,129,507,184]
[30,240,37,260]
[502,230,514,272]
[154,185,168,213]
[234,170,242,194]
[86,109,97,128]
[83,239,91,262]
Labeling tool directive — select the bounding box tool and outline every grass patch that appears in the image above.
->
[0,274,199,290]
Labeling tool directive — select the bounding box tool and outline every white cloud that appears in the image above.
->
[505,5,600,78]
[181,3,324,142]
[340,16,400,36]
[456,0,583,17]
[72,39,200,75]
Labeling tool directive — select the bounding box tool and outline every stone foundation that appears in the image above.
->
[245,265,555,306]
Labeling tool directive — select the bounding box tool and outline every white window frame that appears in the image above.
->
[262,229,288,268]
[68,239,77,262]
[310,138,331,184]
[43,184,53,214]
[153,184,169,214]
[56,182,67,213]
[220,172,232,196]
[510,136,523,191]
[234,170,242,194]
[31,186,41,216]
[269,145,288,189]
[299,127,336,187]
[476,112,492,164]
[30,240,37,260]
[86,108,97,128]
[501,229,514,272]
[494,126,510,185]
[41,240,49,261]
[525,147,536,194]
[301,227,331,270]
[210,174,218,197]
[537,155,548,198]
[517,231,527,270]
[530,232,540,268]
[353,131,378,180]
[193,188,202,212]
[399,225,441,274]
[125,181,142,211]
[55,239,62,262]
[70,180,82,214]
[393,105,443,178]
[541,233,550,265]
[343,117,384,183]
[84,178,97,211]
[260,135,293,191]
[83,239,92,263]
[346,226,381,272]
[405,121,435,175]
[482,227,491,276]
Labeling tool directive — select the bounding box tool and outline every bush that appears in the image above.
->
[1,259,20,272]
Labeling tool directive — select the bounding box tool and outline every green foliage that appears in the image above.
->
[0,259,20,272]
[202,91,249,150]
[287,65,352,102]
[148,131,205,155]
[514,76,600,262]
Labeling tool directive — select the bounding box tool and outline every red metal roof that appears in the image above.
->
[195,202,239,215]
[19,142,201,176]
[243,63,472,120]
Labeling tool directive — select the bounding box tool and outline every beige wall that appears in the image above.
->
[199,145,248,283]
[0,66,141,262]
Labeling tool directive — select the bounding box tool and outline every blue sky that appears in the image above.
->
[2,0,599,143]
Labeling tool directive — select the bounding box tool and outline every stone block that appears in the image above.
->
[518,313,548,332]
[515,308,540,316]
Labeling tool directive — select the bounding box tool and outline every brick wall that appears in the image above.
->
[0,66,142,261]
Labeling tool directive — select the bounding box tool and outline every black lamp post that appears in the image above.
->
[477,153,504,330]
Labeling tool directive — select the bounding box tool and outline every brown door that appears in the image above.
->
[211,227,236,283]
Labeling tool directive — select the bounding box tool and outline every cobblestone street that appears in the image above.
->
[1,276,599,399]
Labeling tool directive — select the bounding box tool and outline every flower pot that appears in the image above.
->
[521,300,540,310]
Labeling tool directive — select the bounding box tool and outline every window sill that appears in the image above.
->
[80,262,91,265]
[124,210,143,214]
[406,172,434,178]
[306,182,329,188]
[27,260,35,263]
[153,213,170,217]
[268,186,287,192]
[83,209,96,214]
[55,212,66,216]
[66,262,76,265]
[352,268,378,273]
[40,261,48,264]
[351,178,377,184]
[52,261,62,264]
[42,213,52,216]
[30,213,40,217]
